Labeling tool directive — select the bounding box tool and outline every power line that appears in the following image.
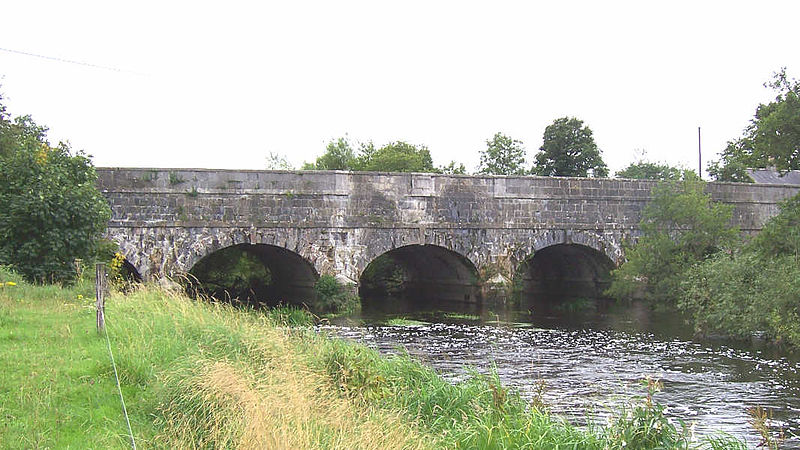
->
[0,47,149,76]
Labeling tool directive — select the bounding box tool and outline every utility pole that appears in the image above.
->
[698,126,702,179]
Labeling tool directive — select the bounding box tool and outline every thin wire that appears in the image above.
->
[103,319,137,450]
[0,47,149,76]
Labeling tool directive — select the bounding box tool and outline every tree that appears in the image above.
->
[533,117,608,177]
[478,132,527,175]
[303,137,357,170]
[616,161,685,180]
[680,192,800,345]
[355,141,435,173]
[707,140,757,183]
[0,98,111,283]
[606,173,738,303]
[709,68,800,181]
[439,161,467,175]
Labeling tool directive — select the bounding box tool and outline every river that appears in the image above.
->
[321,296,800,447]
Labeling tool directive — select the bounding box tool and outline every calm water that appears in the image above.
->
[321,297,800,447]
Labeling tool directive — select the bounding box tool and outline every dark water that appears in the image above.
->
[321,297,800,447]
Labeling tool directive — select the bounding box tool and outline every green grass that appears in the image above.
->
[385,317,429,326]
[442,312,480,321]
[0,267,752,449]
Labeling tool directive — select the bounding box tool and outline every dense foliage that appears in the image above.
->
[616,161,685,180]
[477,132,527,175]
[357,141,435,173]
[0,98,110,283]
[303,137,358,170]
[533,116,608,177]
[607,174,738,302]
[312,274,360,314]
[709,68,800,181]
[680,193,800,345]
[303,137,438,173]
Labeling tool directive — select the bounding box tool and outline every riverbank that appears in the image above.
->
[0,273,750,448]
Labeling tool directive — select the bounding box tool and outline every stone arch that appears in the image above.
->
[359,243,482,304]
[107,226,332,283]
[350,228,481,282]
[515,241,616,300]
[188,242,319,306]
[521,229,624,266]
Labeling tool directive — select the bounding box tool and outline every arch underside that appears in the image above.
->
[109,227,623,308]
[189,243,318,306]
[360,244,481,305]
[518,243,615,300]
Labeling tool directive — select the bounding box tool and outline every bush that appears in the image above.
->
[0,99,110,283]
[312,274,360,314]
[680,192,800,345]
[607,174,738,302]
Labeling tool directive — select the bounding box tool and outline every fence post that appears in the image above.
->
[96,263,107,332]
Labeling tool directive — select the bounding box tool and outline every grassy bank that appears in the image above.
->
[0,271,750,448]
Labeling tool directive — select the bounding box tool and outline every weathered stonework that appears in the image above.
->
[97,168,800,286]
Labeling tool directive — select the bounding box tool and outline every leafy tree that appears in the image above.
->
[304,137,357,170]
[0,111,47,158]
[606,173,738,302]
[533,117,608,177]
[0,98,111,283]
[680,192,800,345]
[707,140,757,182]
[355,141,435,173]
[439,161,467,174]
[616,161,685,180]
[709,68,800,181]
[478,132,527,175]
[748,191,800,259]
[303,137,444,174]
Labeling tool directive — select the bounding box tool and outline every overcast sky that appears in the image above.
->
[2,1,799,176]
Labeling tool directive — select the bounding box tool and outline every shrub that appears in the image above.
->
[0,104,111,283]
[607,174,738,302]
[312,274,360,314]
[680,192,800,345]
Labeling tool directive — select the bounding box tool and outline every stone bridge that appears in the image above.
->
[97,168,799,303]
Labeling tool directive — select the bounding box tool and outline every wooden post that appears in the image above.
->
[96,263,107,332]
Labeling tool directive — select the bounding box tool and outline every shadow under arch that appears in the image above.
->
[359,244,481,311]
[516,243,615,302]
[187,243,318,307]
[119,259,143,283]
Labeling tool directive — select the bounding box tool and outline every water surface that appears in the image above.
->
[322,297,800,447]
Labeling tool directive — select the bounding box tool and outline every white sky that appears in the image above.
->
[1,1,799,176]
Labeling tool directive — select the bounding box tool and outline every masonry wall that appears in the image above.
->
[96,168,800,282]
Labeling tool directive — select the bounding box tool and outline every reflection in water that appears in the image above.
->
[325,296,800,447]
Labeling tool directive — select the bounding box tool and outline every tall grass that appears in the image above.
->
[0,267,751,448]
